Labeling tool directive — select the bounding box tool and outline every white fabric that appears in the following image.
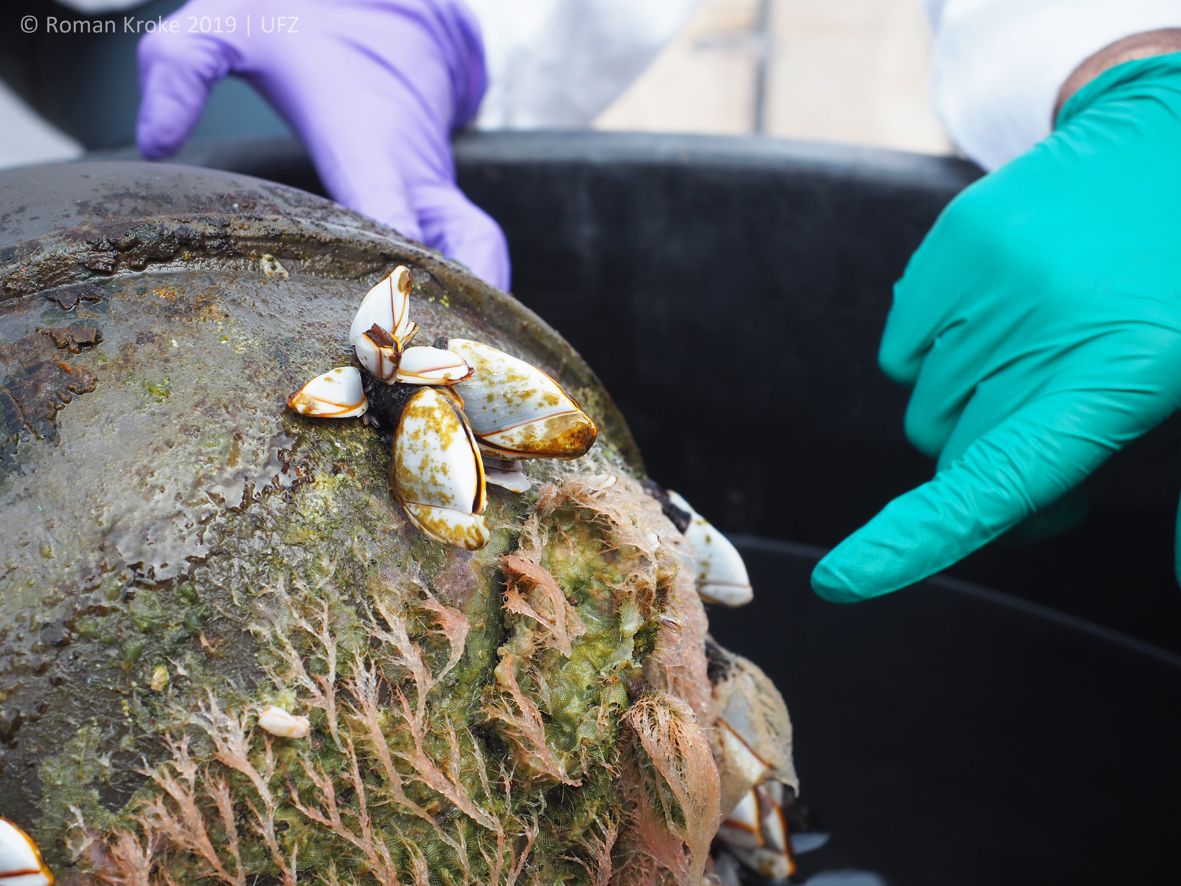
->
[0,82,82,168]
[923,0,1180,170]
[463,0,699,128]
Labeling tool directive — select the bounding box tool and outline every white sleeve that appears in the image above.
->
[924,0,1179,170]
[462,0,700,128]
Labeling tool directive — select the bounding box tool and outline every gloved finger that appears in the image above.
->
[267,68,432,244]
[412,182,511,290]
[136,28,235,159]
[877,231,975,387]
[302,107,501,283]
[932,372,1089,545]
[1004,487,1089,544]
[898,318,979,459]
[811,389,1142,603]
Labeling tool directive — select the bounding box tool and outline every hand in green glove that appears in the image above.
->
[812,53,1181,604]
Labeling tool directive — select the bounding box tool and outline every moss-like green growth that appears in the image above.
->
[56,466,712,885]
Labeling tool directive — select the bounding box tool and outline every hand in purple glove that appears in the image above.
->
[136,0,510,290]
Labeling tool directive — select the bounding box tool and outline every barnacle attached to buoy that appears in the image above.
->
[718,780,796,881]
[645,483,755,608]
[708,640,800,881]
[667,490,754,607]
[389,385,490,550]
[286,366,368,418]
[445,337,599,460]
[256,705,310,740]
[288,266,598,549]
[0,818,54,886]
[348,265,418,350]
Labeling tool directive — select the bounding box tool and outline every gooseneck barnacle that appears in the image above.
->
[287,266,598,549]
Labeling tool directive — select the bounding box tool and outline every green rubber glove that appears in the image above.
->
[812,53,1181,604]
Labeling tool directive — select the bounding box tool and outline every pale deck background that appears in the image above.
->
[596,0,952,156]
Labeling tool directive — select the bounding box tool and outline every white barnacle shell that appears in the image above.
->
[708,641,797,818]
[716,781,796,881]
[485,468,531,493]
[257,705,310,739]
[391,386,489,550]
[395,346,473,385]
[355,324,403,383]
[445,339,597,459]
[0,817,54,886]
[717,783,763,850]
[349,265,418,345]
[287,367,368,418]
[482,456,531,493]
[667,490,753,607]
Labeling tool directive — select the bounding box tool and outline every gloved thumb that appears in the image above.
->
[136,29,235,159]
[811,389,1135,603]
[413,182,511,291]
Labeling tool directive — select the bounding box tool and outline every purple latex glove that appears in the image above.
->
[136,0,510,290]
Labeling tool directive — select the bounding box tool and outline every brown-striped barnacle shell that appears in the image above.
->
[0,817,54,886]
[666,490,753,607]
[707,639,798,815]
[287,366,368,418]
[349,265,419,347]
[707,639,799,882]
[395,346,473,385]
[357,332,473,386]
[355,323,404,383]
[483,456,531,493]
[351,266,421,384]
[717,781,796,881]
[390,386,489,550]
[444,338,598,459]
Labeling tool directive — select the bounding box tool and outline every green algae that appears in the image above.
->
[48,459,685,884]
[35,726,120,851]
[32,412,655,883]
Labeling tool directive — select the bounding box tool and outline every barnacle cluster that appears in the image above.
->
[288,267,598,550]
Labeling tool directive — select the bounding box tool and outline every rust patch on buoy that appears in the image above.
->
[0,332,99,444]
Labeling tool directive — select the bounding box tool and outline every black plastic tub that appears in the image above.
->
[92,133,1181,884]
